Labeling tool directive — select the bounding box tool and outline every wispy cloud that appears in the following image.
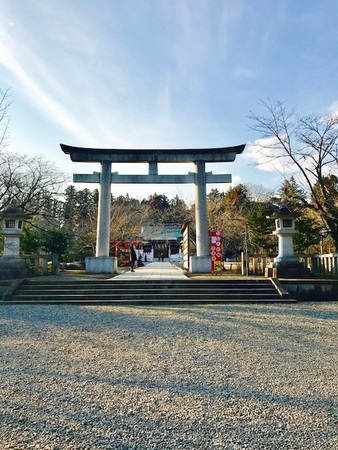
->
[0,34,97,144]
[1,2,195,150]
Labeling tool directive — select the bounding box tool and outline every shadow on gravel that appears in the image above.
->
[1,304,337,359]
[1,365,336,411]
[1,303,337,341]
[0,365,336,449]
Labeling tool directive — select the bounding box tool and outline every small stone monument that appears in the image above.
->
[0,201,29,279]
[266,206,310,278]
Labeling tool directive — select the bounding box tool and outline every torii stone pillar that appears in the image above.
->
[96,160,112,257]
[191,160,210,272]
[60,144,245,274]
[86,160,116,273]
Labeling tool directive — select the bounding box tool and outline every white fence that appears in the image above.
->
[239,253,338,277]
[223,256,273,275]
[300,253,338,277]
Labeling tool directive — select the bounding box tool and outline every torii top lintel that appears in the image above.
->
[60,143,245,163]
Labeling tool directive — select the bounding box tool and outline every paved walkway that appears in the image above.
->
[111,261,189,281]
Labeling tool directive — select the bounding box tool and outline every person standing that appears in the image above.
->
[129,244,137,272]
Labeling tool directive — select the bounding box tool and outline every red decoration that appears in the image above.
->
[210,230,222,272]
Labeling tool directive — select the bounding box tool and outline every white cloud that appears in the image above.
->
[243,138,294,175]
[232,65,254,79]
[328,100,338,117]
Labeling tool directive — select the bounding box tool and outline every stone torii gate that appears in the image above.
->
[61,144,245,273]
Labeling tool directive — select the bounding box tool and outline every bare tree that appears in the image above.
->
[249,100,338,249]
[207,186,252,257]
[0,151,68,214]
[0,88,68,215]
[110,195,144,241]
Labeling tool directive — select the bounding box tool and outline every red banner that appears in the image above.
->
[210,230,222,272]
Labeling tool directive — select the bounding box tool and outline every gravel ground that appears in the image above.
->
[0,302,337,450]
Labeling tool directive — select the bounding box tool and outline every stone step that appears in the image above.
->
[19,280,276,289]
[7,298,289,304]
[6,278,296,303]
[21,279,273,285]
[20,285,276,295]
[15,290,278,298]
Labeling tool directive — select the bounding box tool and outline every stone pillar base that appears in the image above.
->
[0,256,29,280]
[273,260,312,278]
[189,256,211,273]
[85,256,117,274]
[274,256,299,264]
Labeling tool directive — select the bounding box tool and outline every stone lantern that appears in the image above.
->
[0,201,29,279]
[267,206,310,278]
[271,207,298,264]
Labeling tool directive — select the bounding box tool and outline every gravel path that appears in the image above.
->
[0,302,337,449]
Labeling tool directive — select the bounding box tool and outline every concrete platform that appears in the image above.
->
[111,261,189,281]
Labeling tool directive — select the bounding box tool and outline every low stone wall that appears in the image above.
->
[281,279,338,301]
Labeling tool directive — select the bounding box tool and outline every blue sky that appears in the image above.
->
[1,0,338,201]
